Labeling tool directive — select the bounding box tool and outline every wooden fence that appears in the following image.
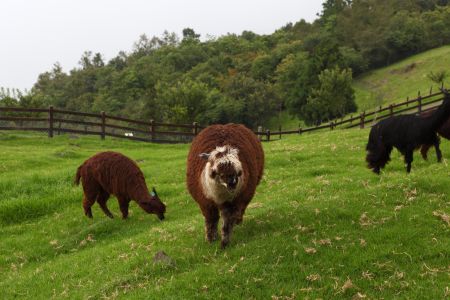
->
[256,86,447,141]
[0,86,446,143]
[0,107,202,143]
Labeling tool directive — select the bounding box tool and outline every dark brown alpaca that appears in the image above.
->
[186,124,264,248]
[419,108,450,160]
[75,151,166,220]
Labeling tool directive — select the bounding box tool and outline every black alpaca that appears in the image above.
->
[366,88,450,174]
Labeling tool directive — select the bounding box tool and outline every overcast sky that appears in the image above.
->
[0,0,323,91]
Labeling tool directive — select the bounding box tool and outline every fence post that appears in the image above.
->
[257,126,263,141]
[192,122,198,136]
[150,119,155,141]
[278,125,282,139]
[48,106,54,138]
[330,121,334,130]
[406,96,409,107]
[101,111,106,140]
[359,111,365,129]
[389,104,394,117]
[266,129,271,141]
[418,94,422,114]
[298,127,302,135]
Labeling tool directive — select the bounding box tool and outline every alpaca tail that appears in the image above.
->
[74,165,82,186]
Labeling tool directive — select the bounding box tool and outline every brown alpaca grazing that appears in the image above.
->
[186,123,264,248]
[419,108,450,160]
[75,151,166,220]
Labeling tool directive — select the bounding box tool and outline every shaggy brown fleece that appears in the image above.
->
[75,151,166,220]
[186,123,264,248]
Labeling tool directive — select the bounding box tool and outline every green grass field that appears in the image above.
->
[0,131,449,299]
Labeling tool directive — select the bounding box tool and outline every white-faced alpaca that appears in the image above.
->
[186,124,264,248]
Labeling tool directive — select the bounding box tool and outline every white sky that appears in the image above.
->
[0,0,323,91]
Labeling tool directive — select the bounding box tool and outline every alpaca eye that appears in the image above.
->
[210,170,217,178]
[237,170,242,177]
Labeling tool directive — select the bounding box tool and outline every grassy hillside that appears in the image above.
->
[268,46,450,130]
[354,45,450,111]
[0,130,449,299]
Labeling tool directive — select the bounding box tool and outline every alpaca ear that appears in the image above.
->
[199,153,211,160]
[440,87,449,97]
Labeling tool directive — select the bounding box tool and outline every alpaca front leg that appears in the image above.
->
[201,204,219,242]
[205,218,219,242]
[220,204,236,249]
[434,140,442,162]
[118,198,130,219]
[97,192,113,219]
[405,150,414,173]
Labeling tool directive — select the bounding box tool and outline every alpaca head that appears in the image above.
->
[200,145,243,192]
[138,187,166,220]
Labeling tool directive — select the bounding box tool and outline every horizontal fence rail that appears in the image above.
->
[0,106,203,143]
[0,86,447,143]
[257,85,447,141]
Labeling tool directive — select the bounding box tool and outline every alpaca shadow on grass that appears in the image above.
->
[226,209,314,248]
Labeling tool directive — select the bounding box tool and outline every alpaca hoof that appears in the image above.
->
[107,213,114,219]
[85,211,93,218]
[206,231,218,243]
[220,240,229,249]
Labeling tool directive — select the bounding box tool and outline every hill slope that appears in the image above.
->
[0,131,449,299]
[269,45,450,130]
[354,45,450,111]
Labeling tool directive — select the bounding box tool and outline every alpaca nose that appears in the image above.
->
[227,177,238,189]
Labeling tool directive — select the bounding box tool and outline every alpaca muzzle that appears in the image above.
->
[227,176,238,190]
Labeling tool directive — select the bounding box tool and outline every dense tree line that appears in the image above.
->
[2,0,450,127]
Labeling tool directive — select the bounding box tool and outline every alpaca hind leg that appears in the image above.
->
[81,178,100,218]
[97,191,113,218]
[420,144,431,160]
[200,203,219,242]
[235,198,252,225]
[82,195,95,218]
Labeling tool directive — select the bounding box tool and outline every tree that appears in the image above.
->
[182,28,200,42]
[427,70,448,86]
[301,67,356,125]
[275,52,314,118]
